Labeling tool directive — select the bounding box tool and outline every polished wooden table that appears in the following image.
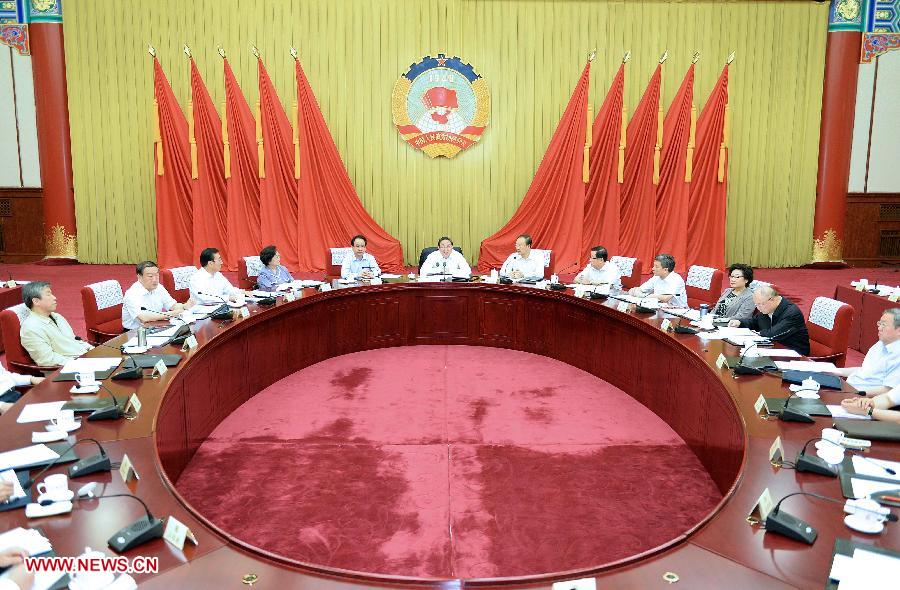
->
[1,282,898,589]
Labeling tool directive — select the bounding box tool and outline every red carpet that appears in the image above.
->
[175,345,722,579]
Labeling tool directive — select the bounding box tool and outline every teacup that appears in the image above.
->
[50,410,77,430]
[37,473,69,497]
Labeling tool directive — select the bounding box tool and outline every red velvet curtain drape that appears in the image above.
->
[687,65,729,270]
[223,58,262,271]
[619,65,661,269]
[189,59,229,268]
[583,63,624,259]
[654,64,694,273]
[257,58,300,271]
[153,57,193,268]
[478,60,591,274]
[294,60,405,273]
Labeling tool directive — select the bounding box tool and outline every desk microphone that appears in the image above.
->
[37,493,165,553]
[442,260,449,282]
[555,261,580,275]
[765,491,896,545]
[793,437,841,477]
[91,342,144,381]
[85,383,127,421]
[143,308,194,343]
[734,327,794,376]
[25,438,111,486]
[500,254,519,280]
[197,292,235,320]
[779,390,817,424]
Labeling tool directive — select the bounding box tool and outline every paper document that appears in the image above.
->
[124,335,169,347]
[380,274,402,279]
[0,527,53,555]
[0,469,25,501]
[16,401,67,424]
[250,290,278,298]
[775,360,838,372]
[290,280,323,288]
[14,280,30,286]
[60,357,121,374]
[832,548,900,590]
[337,278,356,284]
[743,348,801,358]
[826,405,871,420]
[0,444,59,471]
[191,304,220,314]
[850,476,900,499]
[852,455,900,481]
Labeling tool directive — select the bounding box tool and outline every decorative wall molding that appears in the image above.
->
[0,24,29,55]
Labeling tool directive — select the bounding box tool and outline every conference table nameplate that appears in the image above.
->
[1,281,898,588]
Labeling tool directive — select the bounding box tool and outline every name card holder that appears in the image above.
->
[660,319,672,332]
[181,335,198,352]
[616,300,629,313]
[119,453,139,483]
[163,516,198,551]
[124,393,142,416]
[320,284,332,292]
[551,579,596,590]
[239,307,250,319]
[769,436,784,467]
[4,280,15,289]
[754,394,771,419]
[283,290,296,302]
[716,353,728,369]
[747,487,774,525]
[890,291,900,303]
[152,359,168,378]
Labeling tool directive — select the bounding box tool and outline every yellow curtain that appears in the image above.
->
[64,0,826,267]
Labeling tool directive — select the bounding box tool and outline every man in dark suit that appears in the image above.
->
[727,285,810,355]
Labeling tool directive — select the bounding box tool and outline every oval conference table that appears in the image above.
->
[1,280,898,589]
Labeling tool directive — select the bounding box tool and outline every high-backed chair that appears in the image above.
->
[685,265,724,308]
[160,266,198,304]
[610,256,642,290]
[81,280,125,345]
[806,296,854,367]
[328,247,353,277]
[418,247,464,272]
[0,304,53,376]
[238,256,263,290]
[529,249,553,280]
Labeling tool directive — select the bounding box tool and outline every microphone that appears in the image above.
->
[442,260,449,282]
[779,390,817,424]
[143,308,195,342]
[549,261,578,291]
[24,438,111,487]
[793,437,841,477]
[734,327,796,376]
[765,491,897,545]
[85,383,127,421]
[37,493,165,553]
[91,342,144,381]
[555,261,580,275]
[198,292,234,320]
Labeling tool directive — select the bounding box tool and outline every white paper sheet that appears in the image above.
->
[0,527,53,555]
[850,476,900,499]
[16,401,67,424]
[0,444,59,471]
[0,468,25,501]
[836,549,900,590]
[826,405,872,421]
[59,357,121,374]
[380,273,402,279]
[851,455,900,482]
[191,304,221,314]
[775,360,838,372]
[123,335,170,347]
[743,349,801,358]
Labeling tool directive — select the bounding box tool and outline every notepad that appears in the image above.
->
[776,360,838,372]
[60,357,121,374]
[16,401,67,424]
[849,476,900,499]
[851,456,900,482]
[0,444,59,472]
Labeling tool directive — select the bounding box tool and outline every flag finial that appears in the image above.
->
[147,43,156,58]
[622,51,631,64]
[726,51,735,65]
[217,45,226,59]
[290,46,298,60]
[588,49,596,62]
[692,51,700,64]
[659,50,668,64]
[250,43,260,58]
[183,45,191,58]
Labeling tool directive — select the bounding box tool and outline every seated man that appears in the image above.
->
[728,285,810,356]
[574,246,622,288]
[840,391,900,424]
[341,235,381,280]
[20,281,93,367]
[189,247,245,305]
[122,261,192,330]
[629,253,687,307]
[0,363,44,415]
[499,234,544,282]
[826,309,900,395]
[420,237,471,278]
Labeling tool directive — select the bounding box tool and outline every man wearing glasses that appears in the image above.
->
[727,285,809,355]
[828,309,900,396]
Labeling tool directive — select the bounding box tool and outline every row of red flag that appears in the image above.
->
[152,54,728,275]
[478,58,729,274]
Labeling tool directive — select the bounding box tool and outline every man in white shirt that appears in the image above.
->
[574,246,622,289]
[499,234,545,282]
[827,309,900,395]
[122,261,193,330]
[0,364,43,414]
[189,247,245,305]
[420,237,471,279]
[630,253,687,307]
[341,235,381,280]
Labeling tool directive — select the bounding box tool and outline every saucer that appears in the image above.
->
[844,513,884,534]
[123,345,150,354]
[37,489,74,504]
[46,420,81,433]
[70,384,100,394]
[795,390,821,399]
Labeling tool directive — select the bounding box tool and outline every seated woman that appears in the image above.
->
[712,263,755,320]
[256,245,294,291]
[841,391,900,424]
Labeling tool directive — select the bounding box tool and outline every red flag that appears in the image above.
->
[153,57,193,268]
[223,58,262,271]
[619,65,661,268]
[654,64,694,273]
[583,63,624,257]
[189,58,229,267]
[687,65,729,269]
[257,58,300,271]
[294,60,405,273]
[478,60,591,273]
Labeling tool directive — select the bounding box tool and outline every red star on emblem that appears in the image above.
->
[437,58,447,66]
